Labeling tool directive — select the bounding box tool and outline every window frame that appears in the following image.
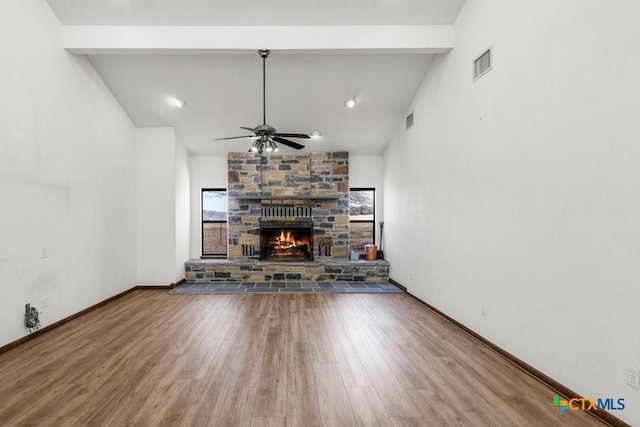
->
[201,188,228,258]
[349,187,376,252]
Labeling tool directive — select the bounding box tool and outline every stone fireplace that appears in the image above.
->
[227,152,350,260]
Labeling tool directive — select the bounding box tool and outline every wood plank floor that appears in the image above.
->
[0,290,604,426]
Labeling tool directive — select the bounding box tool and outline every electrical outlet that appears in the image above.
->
[40,247,49,258]
[41,297,49,310]
[627,365,640,388]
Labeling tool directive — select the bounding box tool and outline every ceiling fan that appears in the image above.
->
[213,49,310,154]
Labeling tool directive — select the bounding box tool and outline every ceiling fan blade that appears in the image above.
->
[273,137,305,150]
[212,135,255,141]
[274,133,310,139]
[240,126,256,132]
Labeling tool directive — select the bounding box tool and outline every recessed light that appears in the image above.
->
[172,98,186,108]
[344,99,356,109]
[311,131,321,138]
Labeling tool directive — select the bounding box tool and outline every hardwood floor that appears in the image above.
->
[0,290,604,426]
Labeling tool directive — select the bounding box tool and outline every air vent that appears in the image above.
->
[406,112,414,130]
[473,47,492,81]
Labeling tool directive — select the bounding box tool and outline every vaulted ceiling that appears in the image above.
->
[45,0,466,156]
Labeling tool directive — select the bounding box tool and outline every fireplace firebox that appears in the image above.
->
[260,221,313,261]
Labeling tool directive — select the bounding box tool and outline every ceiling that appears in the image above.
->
[45,0,466,156]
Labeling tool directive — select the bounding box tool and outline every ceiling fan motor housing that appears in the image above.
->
[255,124,277,135]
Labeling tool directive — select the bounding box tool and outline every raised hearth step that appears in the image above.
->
[185,258,390,283]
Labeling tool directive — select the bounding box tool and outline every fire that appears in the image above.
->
[272,230,305,250]
[261,227,312,261]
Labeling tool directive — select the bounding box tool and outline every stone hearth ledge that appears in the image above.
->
[185,259,390,283]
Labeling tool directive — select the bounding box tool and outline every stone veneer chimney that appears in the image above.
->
[227,152,349,260]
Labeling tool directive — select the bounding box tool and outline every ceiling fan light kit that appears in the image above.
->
[213,49,310,155]
[250,138,279,153]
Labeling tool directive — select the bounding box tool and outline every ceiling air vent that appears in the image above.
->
[406,112,414,130]
[473,46,492,81]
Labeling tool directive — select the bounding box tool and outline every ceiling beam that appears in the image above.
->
[62,25,454,54]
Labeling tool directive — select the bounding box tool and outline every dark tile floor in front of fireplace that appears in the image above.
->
[170,281,403,295]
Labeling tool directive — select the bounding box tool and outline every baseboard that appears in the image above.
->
[136,285,173,289]
[0,285,182,356]
[136,280,184,290]
[390,279,629,427]
[388,278,407,292]
[170,278,186,289]
[0,278,263,357]
[0,286,139,356]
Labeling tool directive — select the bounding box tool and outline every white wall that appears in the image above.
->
[383,0,640,424]
[136,128,177,285]
[0,1,137,346]
[137,129,192,284]
[174,142,191,281]
[188,154,384,257]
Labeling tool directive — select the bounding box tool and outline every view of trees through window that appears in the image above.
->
[202,189,227,256]
[349,188,375,252]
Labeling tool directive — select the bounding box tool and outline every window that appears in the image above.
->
[202,189,227,257]
[349,188,375,252]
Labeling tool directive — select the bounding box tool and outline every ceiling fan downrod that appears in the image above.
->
[259,49,270,126]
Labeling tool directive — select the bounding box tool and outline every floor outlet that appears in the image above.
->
[626,365,639,388]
